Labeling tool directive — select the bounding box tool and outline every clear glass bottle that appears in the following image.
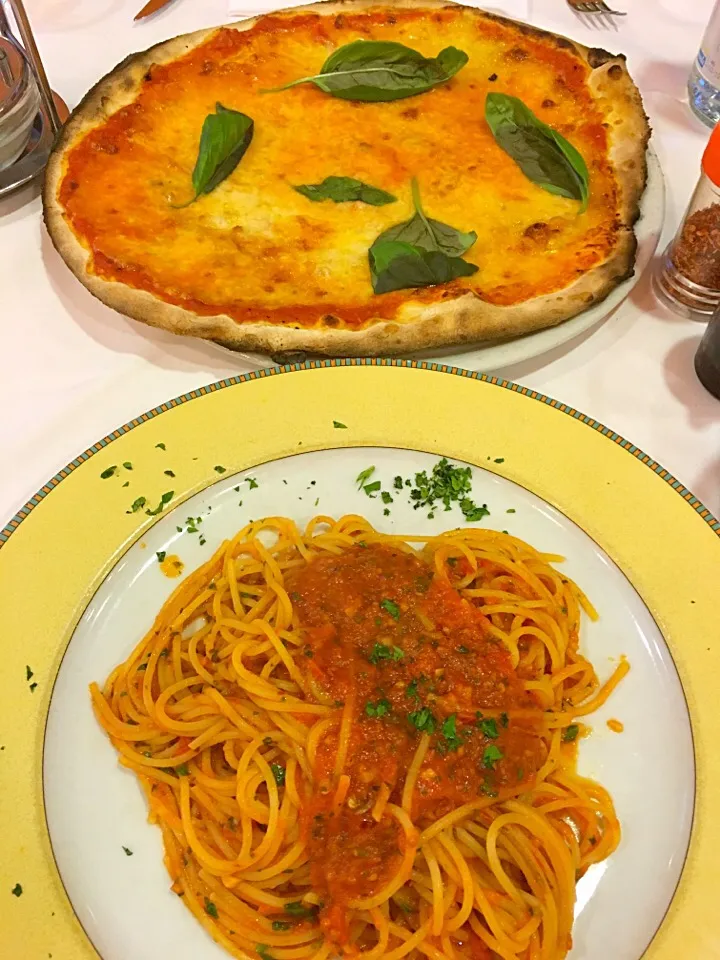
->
[655,124,720,319]
[689,0,720,127]
[0,36,41,171]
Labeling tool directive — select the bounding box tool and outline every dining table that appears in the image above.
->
[1,0,719,530]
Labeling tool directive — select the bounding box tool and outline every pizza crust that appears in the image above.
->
[43,0,650,358]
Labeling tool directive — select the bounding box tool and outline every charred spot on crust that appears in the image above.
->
[541,98,556,108]
[607,64,624,79]
[488,73,498,82]
[401,107,419,120]
[587,47,617,68]
[272,351,309,364]
[334,14,345,28]
[322,314,340,327]
[505,47,528,62]
[200,60,214,75]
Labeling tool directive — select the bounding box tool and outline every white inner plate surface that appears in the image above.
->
[44,447,693,960]
[228,149,664,373]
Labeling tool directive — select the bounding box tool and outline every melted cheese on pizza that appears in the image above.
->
[58,7,619,329]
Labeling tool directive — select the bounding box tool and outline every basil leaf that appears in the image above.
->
[370,242,478,294]
[267,40,468,102]
[485,93,589,210]
[375,179,477,257]
[368,180,478,294]
[186,103,254,203]
[294,176,396,206]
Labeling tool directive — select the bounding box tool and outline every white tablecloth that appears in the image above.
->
[1,0,719,526]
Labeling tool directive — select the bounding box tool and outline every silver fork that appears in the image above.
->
[568,0,626,16]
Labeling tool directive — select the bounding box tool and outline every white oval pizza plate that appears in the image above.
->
[44,446,693,960]
[228,149,664,373]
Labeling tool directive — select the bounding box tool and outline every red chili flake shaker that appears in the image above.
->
[656,124,720,318]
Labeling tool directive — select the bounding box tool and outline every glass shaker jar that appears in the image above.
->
[655,124,720,319]
[0,35,41,171]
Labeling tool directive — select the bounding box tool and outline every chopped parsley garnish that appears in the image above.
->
[333,421,347,429]
[283,902,318,918]
[387,459,492,524]
[145,491,174,516]
[408,707,436,734]
[100,465,117,479]
[456,644,470,654]
[11,883,22,897]
[272,920,292,931]
[480,778,498,797]
[204,897,219,918]
[356,466,376,488]
[127,496,147,513]
[563,724,580,742]
[155,442,166,450]
[363,480,381,497]
[365,698,391,718]
[214,465,226,473]
[257,946,273,960]
[176,763,190,776]
[29,683,37,693]
[164,470,175,477]
[270,763,286,786]
[122,846,133,856]
[185,515,203,534]
[406,678,420,701]
[379,598,400,620]
[156,551,166,563]
[383,507,390,516]
[478,718,499,739]
[500,712,509,728]
[440,713,463,751]
[123,461,133,470]
[460,499,490,522]
[381,491,393,504]
[482,745,504,769]
[494,458,505,464]
[247,477,259,489]
[506,508,516,514]
[25,666,33,681]
[368,642,403,666]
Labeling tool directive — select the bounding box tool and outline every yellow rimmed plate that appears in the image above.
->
[1,360,718,960]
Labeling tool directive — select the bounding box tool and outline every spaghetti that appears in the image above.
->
[91,515,628,960]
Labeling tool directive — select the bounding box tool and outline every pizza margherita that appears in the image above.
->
[43,0,650,357]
